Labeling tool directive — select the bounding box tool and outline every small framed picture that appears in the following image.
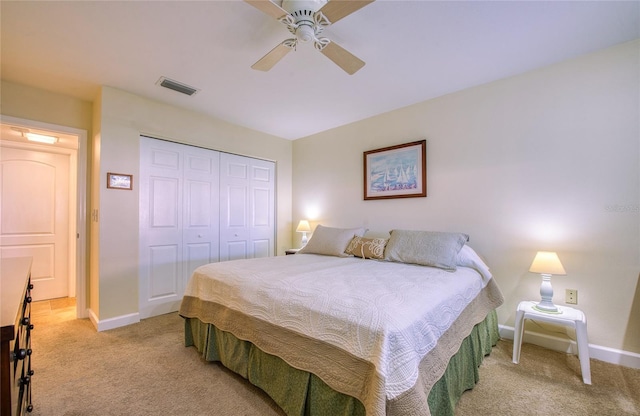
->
[364,140,426,200]
[107,172,133,190]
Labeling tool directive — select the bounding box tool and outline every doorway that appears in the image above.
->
[0,116,87,318]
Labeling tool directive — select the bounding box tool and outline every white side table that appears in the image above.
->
[512,300,591,384]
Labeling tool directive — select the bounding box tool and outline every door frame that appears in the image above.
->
[1,115,88,318]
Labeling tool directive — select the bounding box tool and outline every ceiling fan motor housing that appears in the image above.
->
[282,0,328,42]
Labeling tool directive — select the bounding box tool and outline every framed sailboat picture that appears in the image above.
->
[363,140,426,200]
[107,172,133,190]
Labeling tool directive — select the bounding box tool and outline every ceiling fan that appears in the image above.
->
[245,0,375,75]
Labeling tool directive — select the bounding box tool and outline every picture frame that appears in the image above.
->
[107,172,133,190]
[363,140,426,200]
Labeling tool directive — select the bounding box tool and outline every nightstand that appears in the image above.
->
[285,249,300,255]
[512,300,591,384]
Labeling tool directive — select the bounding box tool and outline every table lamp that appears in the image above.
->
[529,251,566,313]
[296,220,311,247]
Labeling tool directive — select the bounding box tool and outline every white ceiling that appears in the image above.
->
[1,1,638,140]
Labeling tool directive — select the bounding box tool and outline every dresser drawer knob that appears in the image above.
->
[28,324,35,330]
[27,404,34,412]
[28,283,34,290]
[22,317,30,325]
[26,296,32,303]
[20,375,30,386]
[13,349,27,360]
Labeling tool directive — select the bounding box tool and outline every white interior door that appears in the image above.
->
[1,145,70,300]
[219,153,275,261]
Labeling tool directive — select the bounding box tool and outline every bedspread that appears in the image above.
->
[179,254,504,416]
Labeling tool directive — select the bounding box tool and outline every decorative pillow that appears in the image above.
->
[345,237,388,259]
[456,244,492,281]
[384,229,469,271]
[298,225,367,257]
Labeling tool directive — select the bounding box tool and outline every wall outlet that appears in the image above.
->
[566,289,578,304]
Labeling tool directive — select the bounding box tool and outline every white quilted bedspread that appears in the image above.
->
[184,253,488,400]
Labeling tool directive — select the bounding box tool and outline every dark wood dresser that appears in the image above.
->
[1,257,34,416]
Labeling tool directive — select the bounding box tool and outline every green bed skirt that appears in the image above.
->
[184,309,499,416]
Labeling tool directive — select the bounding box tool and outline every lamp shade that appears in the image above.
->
[529,251,566,275]
[296,220,311,233]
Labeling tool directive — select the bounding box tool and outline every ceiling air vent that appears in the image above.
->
[156,77,199,96]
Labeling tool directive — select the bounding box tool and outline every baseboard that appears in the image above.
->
[88,309,140,332]
[499,324,640,370]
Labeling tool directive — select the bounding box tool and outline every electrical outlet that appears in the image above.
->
[566,289,578,304]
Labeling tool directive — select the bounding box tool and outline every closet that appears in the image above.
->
[139,137,275,318]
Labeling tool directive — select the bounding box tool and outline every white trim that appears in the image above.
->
[500,324,640,370]
[75,129,88,318]
[89,308,140,332]
[1,115,88,319]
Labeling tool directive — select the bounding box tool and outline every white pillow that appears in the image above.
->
[298,225,367,257]
[384,229,469,271]
[456,245,492,281]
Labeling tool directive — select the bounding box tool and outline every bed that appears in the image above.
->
[179,227,504,416]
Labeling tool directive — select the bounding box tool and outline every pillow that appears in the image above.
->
[298,225,367,257]
[456,244,492,281]
[345,237,388,259]
[383,229,469,271]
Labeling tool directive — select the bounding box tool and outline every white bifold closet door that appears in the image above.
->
[139,137,275,319]
[219,152,275,261]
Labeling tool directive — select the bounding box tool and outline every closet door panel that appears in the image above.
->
[140,138,184,318]
[148,244,180,299]
[248,162,275,258]
[145,176,181,302]
[220,155,250,261]
[220,153,275,261]
[252,239,271,258]
[183,148,220,287]
[253,187,270,227]
[185,243,213,276]
[226,241,248,261]
[220,183,249,261]
[150,177,180,228]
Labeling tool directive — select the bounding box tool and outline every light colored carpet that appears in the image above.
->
[29,305,640,415]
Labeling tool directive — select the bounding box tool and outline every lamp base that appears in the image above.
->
[535,273,562,314]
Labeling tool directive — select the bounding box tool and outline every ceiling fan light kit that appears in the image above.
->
[246,0,374,75]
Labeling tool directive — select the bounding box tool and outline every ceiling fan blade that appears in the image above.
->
[317,0,375,24]
[251,42,293,71]
[244,0,289,19]
[319,41,365,75]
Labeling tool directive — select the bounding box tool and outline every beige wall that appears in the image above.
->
[94,86,293,320]
[1,80,93,132]
[292,40,640,354]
